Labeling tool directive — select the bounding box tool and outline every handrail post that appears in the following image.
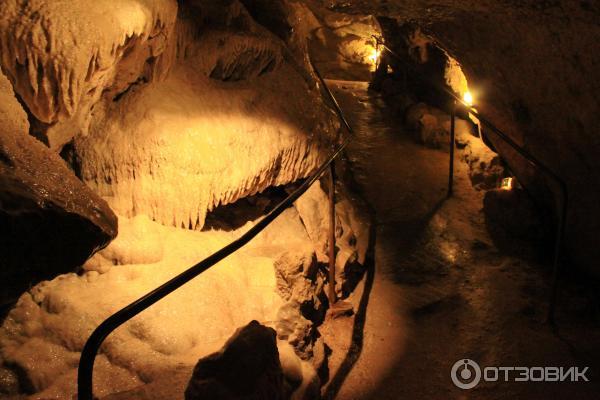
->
[547,186,568,325]
[374,39,379,71]
[448,100,456,197]
[328,161,337,304]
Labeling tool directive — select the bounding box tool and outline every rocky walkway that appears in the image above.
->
[321,80,600,400]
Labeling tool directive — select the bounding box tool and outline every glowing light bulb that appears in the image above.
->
[368,48,381,64]
[463,91,473,106]
[500,177,514,190]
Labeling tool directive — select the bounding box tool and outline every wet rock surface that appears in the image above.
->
[0,72,117,306]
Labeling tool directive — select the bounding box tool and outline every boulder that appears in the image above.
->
[273,249,327,355]
[405,102,449,149]
[274,251,319,304]
[293,180,370,297]
[276,302,315,358]
[460,137,506,191]
[0,72,117,305]
[185,321,287,400]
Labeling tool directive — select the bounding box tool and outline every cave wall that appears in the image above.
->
[0,0,179,150]
[0,0,341,231]
[307,8,382,81]
[423,3,599,276]
[0,1,370,397]
[75,1,339,229]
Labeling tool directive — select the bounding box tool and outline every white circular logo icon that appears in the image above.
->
[451,359,482,389]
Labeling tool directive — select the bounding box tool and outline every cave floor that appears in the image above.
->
[320,80,600,400]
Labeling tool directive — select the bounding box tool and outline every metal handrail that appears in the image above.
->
[78,37,568,398]
[77,63,353,400]
[374,37,568,324]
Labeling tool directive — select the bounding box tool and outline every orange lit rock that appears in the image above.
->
[70,2,339,231]
[185,321,286,400]
[0,0,178,150]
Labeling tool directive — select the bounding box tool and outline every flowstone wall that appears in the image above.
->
[0,1,371,398]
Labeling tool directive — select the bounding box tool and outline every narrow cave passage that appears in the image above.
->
[318,80,600,399]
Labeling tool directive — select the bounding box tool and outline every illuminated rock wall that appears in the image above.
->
[0,2,369,398]
[74,3,338,230]
[0,189,369,398]
[0,0,340,231]
[306,4,383,81]
[0,0,178,150]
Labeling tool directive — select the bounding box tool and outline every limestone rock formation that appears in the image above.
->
[185,321,286,400]
[0,199,368,398]
[293,180,369,268]
[69,1,339,231]
[0,214,282,397]
[0,0,341,233]
[293,181,332,263]
[275,302,315,357]
[102,342,314,400]
[0,1,371,398]
[275,251,320,306]
[0,0,178,149]
[405,102,451,149]
[403,101,505,190]
[306,5,382,80]
[460,138,506,191]
[0,72,117,305]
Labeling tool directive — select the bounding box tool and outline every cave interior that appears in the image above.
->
[0,1,599,399]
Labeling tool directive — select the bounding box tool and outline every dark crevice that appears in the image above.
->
[12,90,51,146]
[59,140,83,179]
[112,76,149,102]
[202,184,292,232]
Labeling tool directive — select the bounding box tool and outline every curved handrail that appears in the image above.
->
[77,63,352,400]
[78,37,569,398]
[374,36,568,323]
